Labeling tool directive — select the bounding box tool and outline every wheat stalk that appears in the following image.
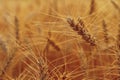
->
[0,49,16,78]
[0,16,19,78]
[117,24,120,49]
[111,0,120,13]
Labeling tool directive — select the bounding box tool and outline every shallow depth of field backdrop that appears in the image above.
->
[0,0,120,80]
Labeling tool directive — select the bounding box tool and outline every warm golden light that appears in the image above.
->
[0,0,120,80]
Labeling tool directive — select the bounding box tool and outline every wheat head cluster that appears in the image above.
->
[0,0,120,80]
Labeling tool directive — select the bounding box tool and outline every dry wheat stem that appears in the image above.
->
[0,50,16,78]
[111,0,120,13]
[0,40,18,78]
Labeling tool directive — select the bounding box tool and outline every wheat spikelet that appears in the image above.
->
[38,57,48,80]
[44,30,60,54]
[15,16,19,41]
[67,18,96,46]
[102,20,109,44]
[47,38,60,51]
[0,36,7,54]
[89,0,96,15]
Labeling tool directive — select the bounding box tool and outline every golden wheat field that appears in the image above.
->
[0,0,120,80]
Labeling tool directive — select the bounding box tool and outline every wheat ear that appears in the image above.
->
[89,0,96,14]
[15,16,19,40]
[67,18,96,46]
[102,20,109,44]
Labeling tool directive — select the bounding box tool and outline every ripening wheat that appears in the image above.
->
[0,0,120,80]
